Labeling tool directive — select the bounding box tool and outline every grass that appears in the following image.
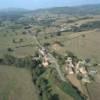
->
[59,82,84,100]
[86,67,100,100]
[0,15,100,100]
[0,30,37,58]
[0,65,39,100]
[37,67,73,100]
[52,84,74,100]
[0,16,100,63]
[41,29,100,63]
[87,82,100,100]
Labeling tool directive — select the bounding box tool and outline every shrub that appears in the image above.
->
[7,48,14,52]
[3,54,16,65]
[49,94,59,100]
[12,39,16,43]
[19,38,24,42]
[0,58,4,64]
[22,31,27,35]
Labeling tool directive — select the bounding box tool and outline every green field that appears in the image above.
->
[0,65,39,100]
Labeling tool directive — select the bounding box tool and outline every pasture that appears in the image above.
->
[0,65,38,100]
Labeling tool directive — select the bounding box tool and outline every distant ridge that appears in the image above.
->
[31,4,100,15]
[0,4,100,16]
[0,8,28,12]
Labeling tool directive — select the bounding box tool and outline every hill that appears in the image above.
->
[0,8,28,21]
[0,4,100,18]
[31,4,100,16]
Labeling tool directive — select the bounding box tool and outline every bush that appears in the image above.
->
[22,31,27,35]
[7,48,14,52]
[43,43,50,47]
[15,58,24,67]
[56,32,61,36]
[49,94,59,100]
[3,54,16,65]
[12,39,16,43]
[15,56,33,68]
[19,38,24,42]
[0,58,4,64]
[60,82,85,100]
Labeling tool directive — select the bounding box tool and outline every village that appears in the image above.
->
[37,46,97,83]
[34,45,98,100]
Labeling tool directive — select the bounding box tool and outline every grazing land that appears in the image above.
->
[0,4,100,100]
[0,65,39,100]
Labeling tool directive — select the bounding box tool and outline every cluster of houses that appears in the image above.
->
[39,47,50,68]
[38,47,97,83]
[65,57,97,83]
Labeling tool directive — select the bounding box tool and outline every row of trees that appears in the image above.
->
[0,54,33,69]
[69,21,100,32]
[31,54,60,100]
[0,53,60,100]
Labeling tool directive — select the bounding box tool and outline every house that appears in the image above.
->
[65,57,74,68]
[82,75,91,83]
[42,54,50,68]
[79,67,87,75]
[68,67,74,74]
[64,57,95,84]
[89,69,97,76]
[65,57,74,74]
[42,61,49,68]
[75,60,87,75]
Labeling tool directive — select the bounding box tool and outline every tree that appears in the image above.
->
[0,58,3,64]
[49,94,59,100]
[12,39,16,43]
[56,32,61,36]
[19,38,24,42]
[15,58,25,68]
[85,58,91,63]
[43,43,50,47]
[7,48,14,52]
[36,29,41,33]
[22,31,27,35]
[3,54,16,65]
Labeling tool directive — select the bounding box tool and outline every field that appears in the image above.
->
[86,66,100,100]
[0,65,39,100]
[0,7,100,100]
[0,30,37,58]
[0,15,100,63]
[63,29,100,63]
[34,16,100,63]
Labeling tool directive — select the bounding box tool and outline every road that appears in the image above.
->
[31,33,66,81]
[48,53,66,81]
